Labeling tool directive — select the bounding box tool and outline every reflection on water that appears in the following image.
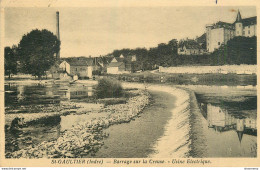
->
[5,82,94,113]
[199,103,257,143]
[193,84,257,157]
[196,91,257,157]
[5,82,96,154]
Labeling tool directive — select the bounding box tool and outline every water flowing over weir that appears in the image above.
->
[122,83,192,158]
[147,87,191,158]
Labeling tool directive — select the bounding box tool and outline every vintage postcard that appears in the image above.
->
[0,0,259,167]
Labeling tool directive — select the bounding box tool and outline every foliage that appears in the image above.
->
[210,36,256,65]
[4,46,18,78]
[106,36,256,68]
[108,39,178,70]
[92,70,102,75]
[18,29,60,78]
[95,78,123,98]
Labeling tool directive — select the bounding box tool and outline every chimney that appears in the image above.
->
[56,11,60,59]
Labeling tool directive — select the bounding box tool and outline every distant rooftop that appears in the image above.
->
[209,11,256,30]
[62,57,94,66]
[178,39,202,49]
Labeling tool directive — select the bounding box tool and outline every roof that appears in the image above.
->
[178,39,202,49]
[107,62,124,68]
[240,16,257,27]
[63,57,94,66]
[115,57,124,62]
[212,21,235,30]
[196,33,206,44]
[236,131,244,143]
[235,10,242,23]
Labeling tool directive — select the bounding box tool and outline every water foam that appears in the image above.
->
[147,86,191,158]
[122,83,192,158]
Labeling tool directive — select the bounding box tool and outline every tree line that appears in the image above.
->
[107,36,256,71]
[5,28,257,79]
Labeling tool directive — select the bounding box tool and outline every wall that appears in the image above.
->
[178,47,205,55]
[224,28,234,44]
[87,66,93,78]
[244,24,257,37]
[235,22,243,36]
[159,65,257,74]
[107,67,119,74]
[70,66,91,78]
[207,28,224,52]
[59,61,70,74]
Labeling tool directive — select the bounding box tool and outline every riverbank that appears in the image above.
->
[104,71,257,86]
[6,89,150,158]
[5,101,104,128]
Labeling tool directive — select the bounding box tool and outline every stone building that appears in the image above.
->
[178,39,206,55]
[206,10,257,52]
[59,57,93,79]
[107,57,126,74]
[107,54,138,74]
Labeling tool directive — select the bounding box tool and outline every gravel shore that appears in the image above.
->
[6,89,150,158]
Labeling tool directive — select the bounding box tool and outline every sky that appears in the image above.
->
[4,6,256,57]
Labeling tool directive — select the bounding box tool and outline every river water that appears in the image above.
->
[91,90,176,158]
[5,81,95,153]
[190,85,257,157]
[4,81,257,157]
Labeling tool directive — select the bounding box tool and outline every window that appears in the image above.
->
[75,68,77,71]
[218,42,220,45]
[248,30,250,34]
[243,31,245,35]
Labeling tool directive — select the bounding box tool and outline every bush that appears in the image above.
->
[95,78,123,98]
[92,70,102,75]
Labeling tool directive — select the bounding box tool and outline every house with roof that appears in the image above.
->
[206,10,257,52]
[107,57,126,74]
[59,57,93,79]
[107,54,138,74]
[178,39,206,55]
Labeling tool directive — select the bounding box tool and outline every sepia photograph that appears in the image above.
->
[0,0,259,167]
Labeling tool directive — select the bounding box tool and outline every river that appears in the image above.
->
[4,81,257,157]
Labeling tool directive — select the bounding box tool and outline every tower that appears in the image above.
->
[235,10,243,36]
[56,11,60,59]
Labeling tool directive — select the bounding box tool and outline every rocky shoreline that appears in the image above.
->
[5,102,104,128]
[6,89,150,158]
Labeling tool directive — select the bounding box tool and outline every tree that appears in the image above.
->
[210,36,256,65]
[5,46,18,79]
[168,39,178,55]
[18,29,60,78]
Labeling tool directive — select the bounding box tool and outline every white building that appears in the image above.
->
[59,57,93,78]
[206,10,257,52]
